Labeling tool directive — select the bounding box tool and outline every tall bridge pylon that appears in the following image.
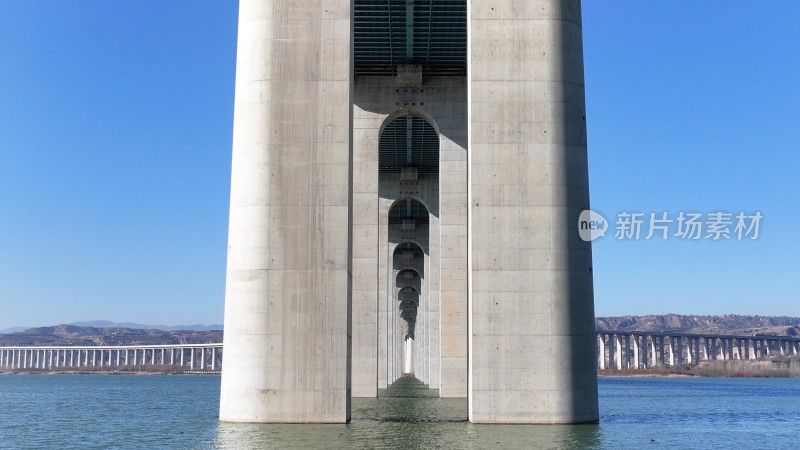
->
[219,0,598,424]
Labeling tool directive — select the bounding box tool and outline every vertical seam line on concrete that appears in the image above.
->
[465,0,473,422]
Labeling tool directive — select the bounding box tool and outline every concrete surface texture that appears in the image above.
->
[220,0,598,424]
[468,0,598,423]
[219,0,352,423]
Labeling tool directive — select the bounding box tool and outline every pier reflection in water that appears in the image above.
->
[214,377,601,449]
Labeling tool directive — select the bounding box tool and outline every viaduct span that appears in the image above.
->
[597,332,800,370]
[220,0,597,423]
[0,344,221,372]
[3,334,798,373]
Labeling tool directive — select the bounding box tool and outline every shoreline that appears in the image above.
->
[598,367,798,378]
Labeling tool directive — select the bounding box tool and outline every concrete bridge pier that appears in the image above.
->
[667,337,675,366]
[630,335,640,369]
[611,335,622,370]
[702,338,710,361]
[656,336,664,367]
[597,335,606,370]
[649,338,657,368]
[218,0,598,424]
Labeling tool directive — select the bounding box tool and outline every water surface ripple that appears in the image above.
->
[1,375,798,449]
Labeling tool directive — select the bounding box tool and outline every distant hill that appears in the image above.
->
[0,324,222,347]
[69,320,223,332]
[3,315,798,347]
[596,314,800,337]
[0,321,222,334]
[0,327,27,334]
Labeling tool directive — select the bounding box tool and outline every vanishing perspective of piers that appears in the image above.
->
[220,0,598,423]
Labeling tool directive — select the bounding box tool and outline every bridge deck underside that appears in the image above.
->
[354,0,466,76]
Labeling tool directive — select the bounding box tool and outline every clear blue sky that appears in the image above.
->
[1,1,798,329]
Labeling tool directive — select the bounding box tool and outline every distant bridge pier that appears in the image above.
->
[648,338,657,368]
[682,337,690,365]
[624,335,632,369]
[631,335,640,369]
[675,337,683,366]
[700,338,709,362]
[708,338,716,360]
[685,336,693,365]
[694,338,700,362]
[597,335,606,370]
[656,336,664,367]
[613,335,622,369]
[664,336,671,366]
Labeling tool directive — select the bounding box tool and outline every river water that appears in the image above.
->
[1,375,798,449]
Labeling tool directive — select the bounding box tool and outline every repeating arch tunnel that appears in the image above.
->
[382,112,438,381]
[389,216,428,377]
